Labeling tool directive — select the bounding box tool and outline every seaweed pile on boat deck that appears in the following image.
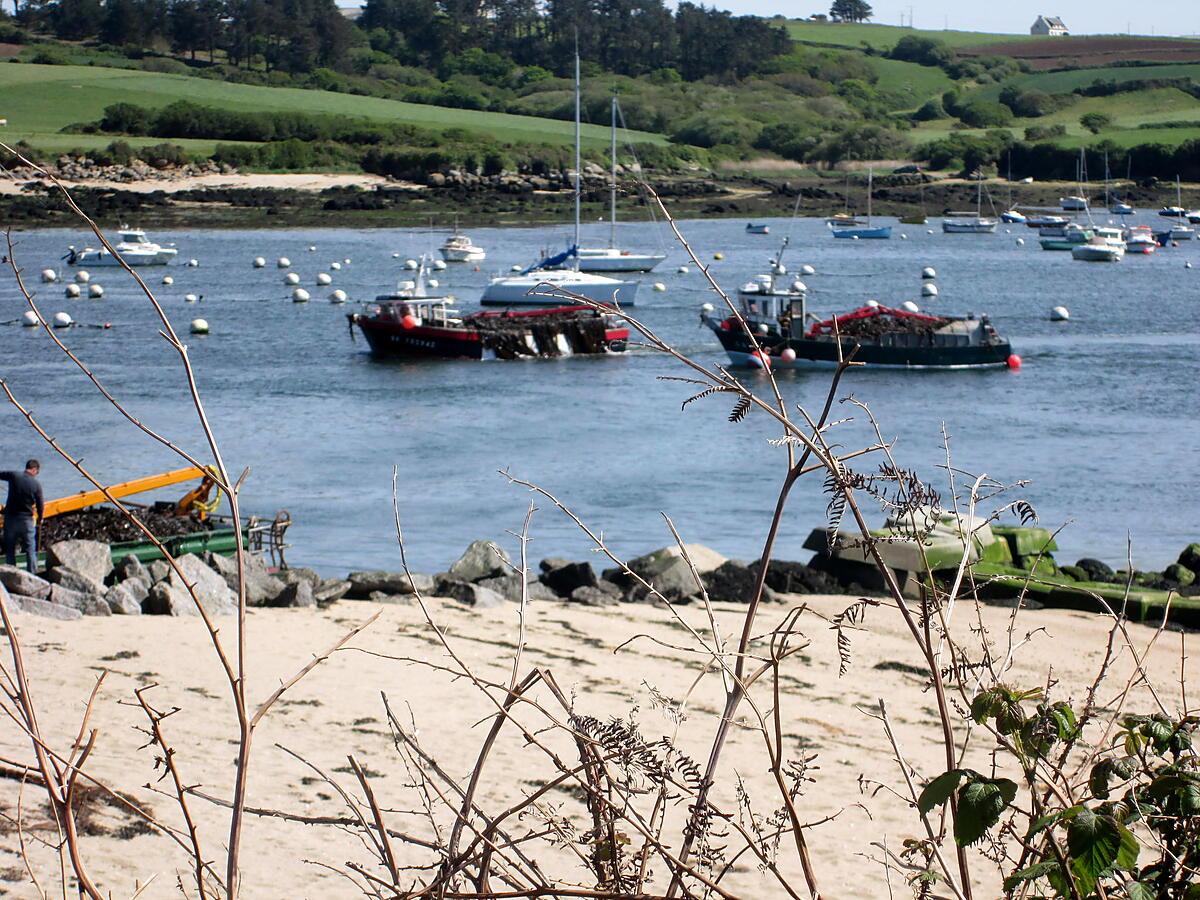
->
[471,311,612,358]
[39,507,208,546]
[832,313,951,339]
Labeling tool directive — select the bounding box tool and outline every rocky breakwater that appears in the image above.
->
[11,155,232,187]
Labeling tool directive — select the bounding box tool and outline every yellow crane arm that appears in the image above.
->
[42,467,205,519]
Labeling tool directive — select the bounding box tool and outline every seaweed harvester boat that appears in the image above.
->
[700,291,1012,370]
[349,296,628,361]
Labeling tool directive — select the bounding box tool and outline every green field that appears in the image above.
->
[911,88,1200,148]
[865,56,954,110]
[0,62,667,152]
[978,63,1200,98]
[785,20,1022,50]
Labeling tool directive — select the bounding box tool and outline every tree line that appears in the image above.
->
[8,0,791,80]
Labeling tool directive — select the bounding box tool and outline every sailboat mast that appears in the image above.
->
[867,168,873,224]
[609,94,617,249]
[573,48,581,270]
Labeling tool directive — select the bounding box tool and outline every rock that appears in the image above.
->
[434,575,507,609]
[604,544,727,591]
[48,566,107,597]
[115,554,149,583]
[277,567,321,588]
[270,580,315,608]
[702,561,779,604]
[314,579,351,605]
[539,557,572,574]
[1076,558,1115,582]
[477,574,557,603]
[1164,564,1196,587]
[348,570,432,597]
[147,560,170,583]
[48,583,93,612]
[81,595,111,616]
[540,561,598,597]
[0,565,51,600]
[1179,543,1200,574]
[206,552,286,606]
[104,582,143,615]
[10,594,83,620]
[145,580,197,616]
[570,583,621,606]
[164,554,236,616]
[1060,565,1088,582]
[122,575,150,605]
[46,540,112,583]
[448,541,510,582]
[646,556,704,601]
[757,560,841,595]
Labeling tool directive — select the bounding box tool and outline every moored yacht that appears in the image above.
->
[1124,225,1156,254]
[65,227,177,267]
[1072,236,1124,262]
[439,229,486,263]
[1060,195,1088,211]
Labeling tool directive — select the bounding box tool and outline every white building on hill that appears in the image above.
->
[1031,15,1069,36]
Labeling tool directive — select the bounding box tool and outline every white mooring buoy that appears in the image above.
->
[190,318,209,334]
[330,261,342,271]
[1050,306,1070,321]
[801,264,815,276]
[187,259,199,268]
[184,293,198,303]
[1016,238,1025,246]
[75,270,90,284]
[21,310,38,327]
[253,257,266,268]
[902,300,920,313]
[308,245,316,252]
[284,272,300,285]
[921,266,936,280]
[329,289,347,304]
[65,284,81,298]
[921,283,939,298]
[433,259,446,271]
[677,265,689,274]
[277,257,291,269]
[53,312,72,328]
[88,284,104,298]
[343,258,351,265]
[700,302,714,313]
[292,288,310,303]
[316,273,332,286]
[40,269,57,283]
[653,282,667,292]
[791,280,807,293]
[162,275,174,285]
[404,259,418,270]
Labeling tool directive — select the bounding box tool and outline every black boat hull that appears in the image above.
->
[357,321,486,359]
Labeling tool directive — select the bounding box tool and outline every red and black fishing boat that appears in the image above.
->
[348,258,629,360]
[701,290,1013,370]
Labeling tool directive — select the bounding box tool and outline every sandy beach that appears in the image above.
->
[0,590,1186,898]
[0,171,396,196]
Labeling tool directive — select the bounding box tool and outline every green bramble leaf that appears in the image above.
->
[1066,808,1130,883]
[1128,883,1157,900]
[954,776,1017,846]
[917,769,968,816]
[1002,859,1061,892]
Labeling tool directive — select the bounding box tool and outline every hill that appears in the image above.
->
[785,20,1017,51]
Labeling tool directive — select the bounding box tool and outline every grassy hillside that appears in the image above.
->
[785,20,1021,50]
[977,63,1200,98]
[864,56,954,110]
[0,63,667,155]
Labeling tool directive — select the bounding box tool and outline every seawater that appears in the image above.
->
[1,216,1196,575]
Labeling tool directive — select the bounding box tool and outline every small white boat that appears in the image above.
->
[480,268,637,306]
[1170,224,1195,241]
[1026,214,1069,228]
[1060,196,1089,211]
[1124,226,1156,254]
[1159,206,1186,219]
[1000,209,1027,224]
[943,216,998,234]
[1186,210,1200,225]
[1110,201,1134,216]
[439,230,486,263]
[65,227,177,267]
[1072,236,1124,262]
[745,223,770,235]
[575,247,665,273]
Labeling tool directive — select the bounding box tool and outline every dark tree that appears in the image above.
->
[830,0,872,23]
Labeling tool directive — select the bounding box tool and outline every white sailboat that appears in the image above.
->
[480,55,638,307]
[573,95,665,273]
[1170,176,1195,240]
[943,177,998,233]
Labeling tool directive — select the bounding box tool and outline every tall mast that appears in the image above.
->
[609,93,617,249]
[573,43,581,270]
[867,168,873,224]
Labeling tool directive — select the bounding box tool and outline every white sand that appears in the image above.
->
[0,172,397,196]
[0,594,1185,897]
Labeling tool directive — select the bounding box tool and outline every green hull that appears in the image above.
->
[17,526,251,572]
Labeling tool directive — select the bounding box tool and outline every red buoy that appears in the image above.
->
[719,319,731,331]
[1006,354,1022,370]
[401,314,417,330]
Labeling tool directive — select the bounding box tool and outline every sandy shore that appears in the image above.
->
[0,593,1186,897]
[0,172,397,196]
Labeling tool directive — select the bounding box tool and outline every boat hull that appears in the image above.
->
[70,249,177,266]
[831,226,892,239]
[1071,246,1124,262]
[575,251,665,272]
[480,275,639,306]
[441,248,486,263]
[943,221,998,234]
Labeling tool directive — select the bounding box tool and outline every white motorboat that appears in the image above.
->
[1110,201,1134,216]
[1170,224,1195,241]
[439,228,486,263]
[1000,209,1027,224]
[745,223,771,234]
[1159,206,1186,219]
[1124,226,1156,254]
[480,54,639,306]
[1072,236,1124,262]
[65,227,177,267]
[573,95,665,273]
[1060,195,1089,211]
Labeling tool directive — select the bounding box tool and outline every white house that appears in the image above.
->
[1030,15,1069,36]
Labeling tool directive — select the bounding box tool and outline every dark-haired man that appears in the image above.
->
[2,460,44,574]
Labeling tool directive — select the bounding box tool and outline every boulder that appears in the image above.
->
[276,567,321,588]
[347,570,432,597]
[1164,564,1196,587]
[1179,543,1200,574]
[448,541,510,582]
[122,576,150,605]
[206,552,286,606]
[618,544,727,585]
[48,583,94,612]
[164,554,236,617]
[11,594,83,621]
[366,591,412,605]
[758,560,841,595]
[46,540,112,583]
[115,554,149,584]
[540,561,598,597]
[570,583,621,606]
[434,575,507,609]
[1060,565,1088,582]
[1076,558,1115,582]
[145,580,198,616]
[49,566,107,597]
[314,579,352,605]
[645,556,704,601]
[104,582,143,615]
[0,565,51,600]
[147,560,170,583]
[477,574,557,603]
[702,561,779,604]
[539,557,572,574]
[81,595,111,616]
[269,580,315,608]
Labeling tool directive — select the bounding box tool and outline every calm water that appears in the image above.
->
[1,215,1196,575]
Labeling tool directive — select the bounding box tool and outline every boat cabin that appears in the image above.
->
[117,228,152,245]
[736,291,807,338]
[370,297,461,328]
